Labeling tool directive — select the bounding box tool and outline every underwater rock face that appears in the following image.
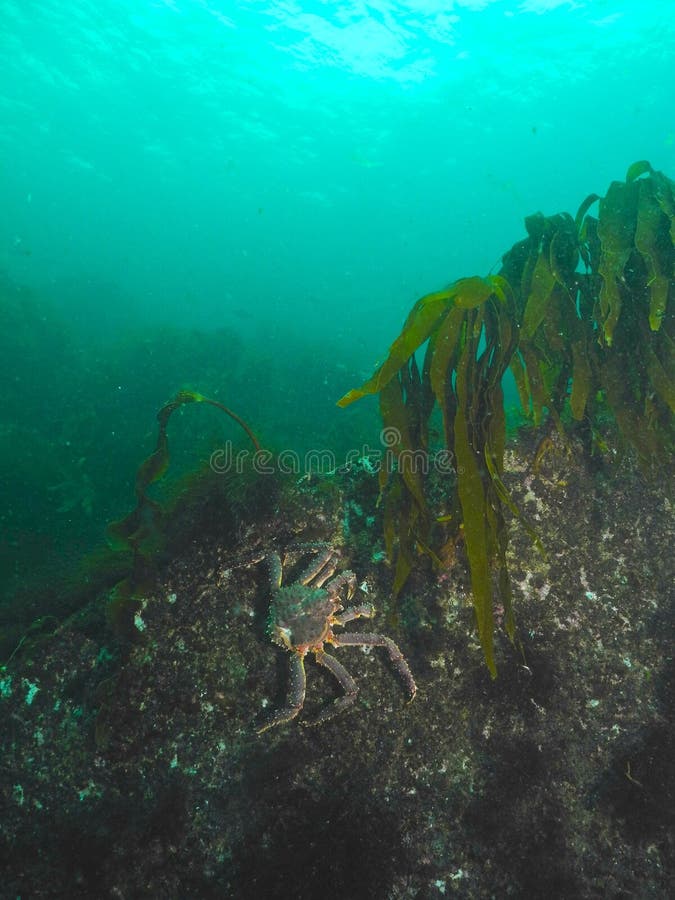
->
[0,441,673,899]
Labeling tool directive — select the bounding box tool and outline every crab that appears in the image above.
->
[256,544,416,733]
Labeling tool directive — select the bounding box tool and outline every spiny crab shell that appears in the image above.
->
[267,585,337,652]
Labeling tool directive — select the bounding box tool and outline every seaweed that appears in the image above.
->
[339,163,674,673]
[105,391,261,634]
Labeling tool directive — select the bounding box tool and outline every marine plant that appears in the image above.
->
[106,390,261,633]
[338,161,674,675]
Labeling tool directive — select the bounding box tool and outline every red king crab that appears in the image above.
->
[255,544,416,733]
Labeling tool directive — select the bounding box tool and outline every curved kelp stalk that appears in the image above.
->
[106,390,261,634]
[339,163,674,675]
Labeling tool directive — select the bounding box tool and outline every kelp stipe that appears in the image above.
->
[339,163,674,674]
[106,391,262,635]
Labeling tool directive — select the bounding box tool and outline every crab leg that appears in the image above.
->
[302,649,358,727]
[332,633,417,701]
[332,602,374,626]
[266,552,283,590]
[299,547,338,587]
[324,571,357,601]
[257,652,307,733]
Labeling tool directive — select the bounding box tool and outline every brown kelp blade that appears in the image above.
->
[337,162,674,676]
[107,390,261,552]
[337,277,495,407]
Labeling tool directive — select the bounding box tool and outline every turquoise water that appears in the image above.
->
[3,0,674,345]
[1,2,674,614]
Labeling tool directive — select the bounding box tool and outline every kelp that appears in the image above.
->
[339,163,674,674]
[343,276,531,672]
[105,390,261,634]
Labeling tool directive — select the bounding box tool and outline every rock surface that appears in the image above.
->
[1,439,673,898]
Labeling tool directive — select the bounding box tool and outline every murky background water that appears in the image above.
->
[2,0,673,619]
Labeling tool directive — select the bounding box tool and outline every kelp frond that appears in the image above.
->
[339,163,675,674]
[105,391,261,634]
